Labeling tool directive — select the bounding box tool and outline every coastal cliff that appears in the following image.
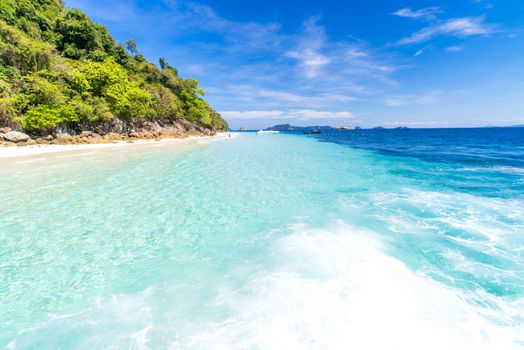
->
[0,0,228,146]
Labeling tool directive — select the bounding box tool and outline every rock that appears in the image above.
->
[110,119,125,133]
[55,133,73,144]
[26,139,37,145]
[0,127,12,133]
[44,135,53,141]
[2,131,31,143]
[80,131,93,137]
[142,121,162,133]
[104,132,122,141]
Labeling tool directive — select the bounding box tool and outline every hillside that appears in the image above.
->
[0,0,228,144]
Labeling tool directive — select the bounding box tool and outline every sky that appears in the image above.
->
[63,0,524,129]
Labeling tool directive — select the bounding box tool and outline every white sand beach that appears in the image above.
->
[0,133,236,159]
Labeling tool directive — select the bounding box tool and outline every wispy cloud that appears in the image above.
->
[220,109,353,120]
[385,91,442,107]
[207,85,356,103]
[446,45,465,52]
[471,0,494,10]
[285,17,330,79]
[162,1,283,52]
[392,7,495,46]
[382,120,449,127]
[392,7,441,21]
[395,16,493,46]
[284,17,397,85]
[414,47,427,57]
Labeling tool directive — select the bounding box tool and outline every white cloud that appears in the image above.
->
[207,85,357,109]
[220,109,353,120]
[446,45,465,52]
[161,1,283,52]
[471,0,494,10]
[280,17,397,92]
[285,18,330,79]
[392,7,441,21]
[383,120,449,126]
[253,89,356,104]
[385,91,442,107]
[414,48,426,57]
[394,14,493,46]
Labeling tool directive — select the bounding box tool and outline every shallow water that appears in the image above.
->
[1,130,523,349]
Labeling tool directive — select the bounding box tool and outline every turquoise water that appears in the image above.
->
[1,132,523,349]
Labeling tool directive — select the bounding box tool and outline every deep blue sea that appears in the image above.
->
[303,127,524,199]
[1,128,523,349]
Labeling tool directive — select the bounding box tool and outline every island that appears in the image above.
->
[0,0,228,147]
[265,124,336,132]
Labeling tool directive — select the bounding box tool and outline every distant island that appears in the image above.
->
[265,124,336,132]
[261,124,409,132]
[0,0,228,147]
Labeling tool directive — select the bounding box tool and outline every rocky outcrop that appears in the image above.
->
[1,131,31,143]
[0,119,217,147]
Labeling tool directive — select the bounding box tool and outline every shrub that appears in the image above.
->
[0,97,19,127]
[22,104,78,131]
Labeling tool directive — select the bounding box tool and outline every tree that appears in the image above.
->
[124,39,138,55]
[159,57,171,70]
[57,10,99,54]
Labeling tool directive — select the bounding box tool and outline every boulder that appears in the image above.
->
[104,132,122,141]
[110,119,125,133]
[0,127,12,133]
[80,131,93,137]
[2,131,31,143]
[55,133,73,144]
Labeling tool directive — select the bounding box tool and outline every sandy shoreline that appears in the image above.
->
[0,132,235,159]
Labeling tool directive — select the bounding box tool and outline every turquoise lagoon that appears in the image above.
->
[1,131,523,349]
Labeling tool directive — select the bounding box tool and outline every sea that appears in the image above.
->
[1,128,523,349]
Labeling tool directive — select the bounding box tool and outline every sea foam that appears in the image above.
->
[168,223,524,349]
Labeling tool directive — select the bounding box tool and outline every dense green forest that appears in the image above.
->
[0,0,228,134]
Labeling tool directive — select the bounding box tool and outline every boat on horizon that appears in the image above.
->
[304,129,321,135]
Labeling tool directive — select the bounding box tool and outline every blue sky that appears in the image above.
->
[64,0,524,129]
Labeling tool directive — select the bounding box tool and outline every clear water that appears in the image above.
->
[1,129,523,349]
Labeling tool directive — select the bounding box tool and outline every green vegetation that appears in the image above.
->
[0,0,228,133]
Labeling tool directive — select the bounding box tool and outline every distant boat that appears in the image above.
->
[336,126,352,131]
[304,129,321,134]
[257,130,280,135]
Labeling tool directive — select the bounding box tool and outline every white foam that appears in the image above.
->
[169,223,524,349]
[129,325,153,350]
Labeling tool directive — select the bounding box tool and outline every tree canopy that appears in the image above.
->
[0,0,228,132]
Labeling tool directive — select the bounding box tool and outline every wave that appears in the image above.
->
[8,223,523,349]
[168,223,524,349]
